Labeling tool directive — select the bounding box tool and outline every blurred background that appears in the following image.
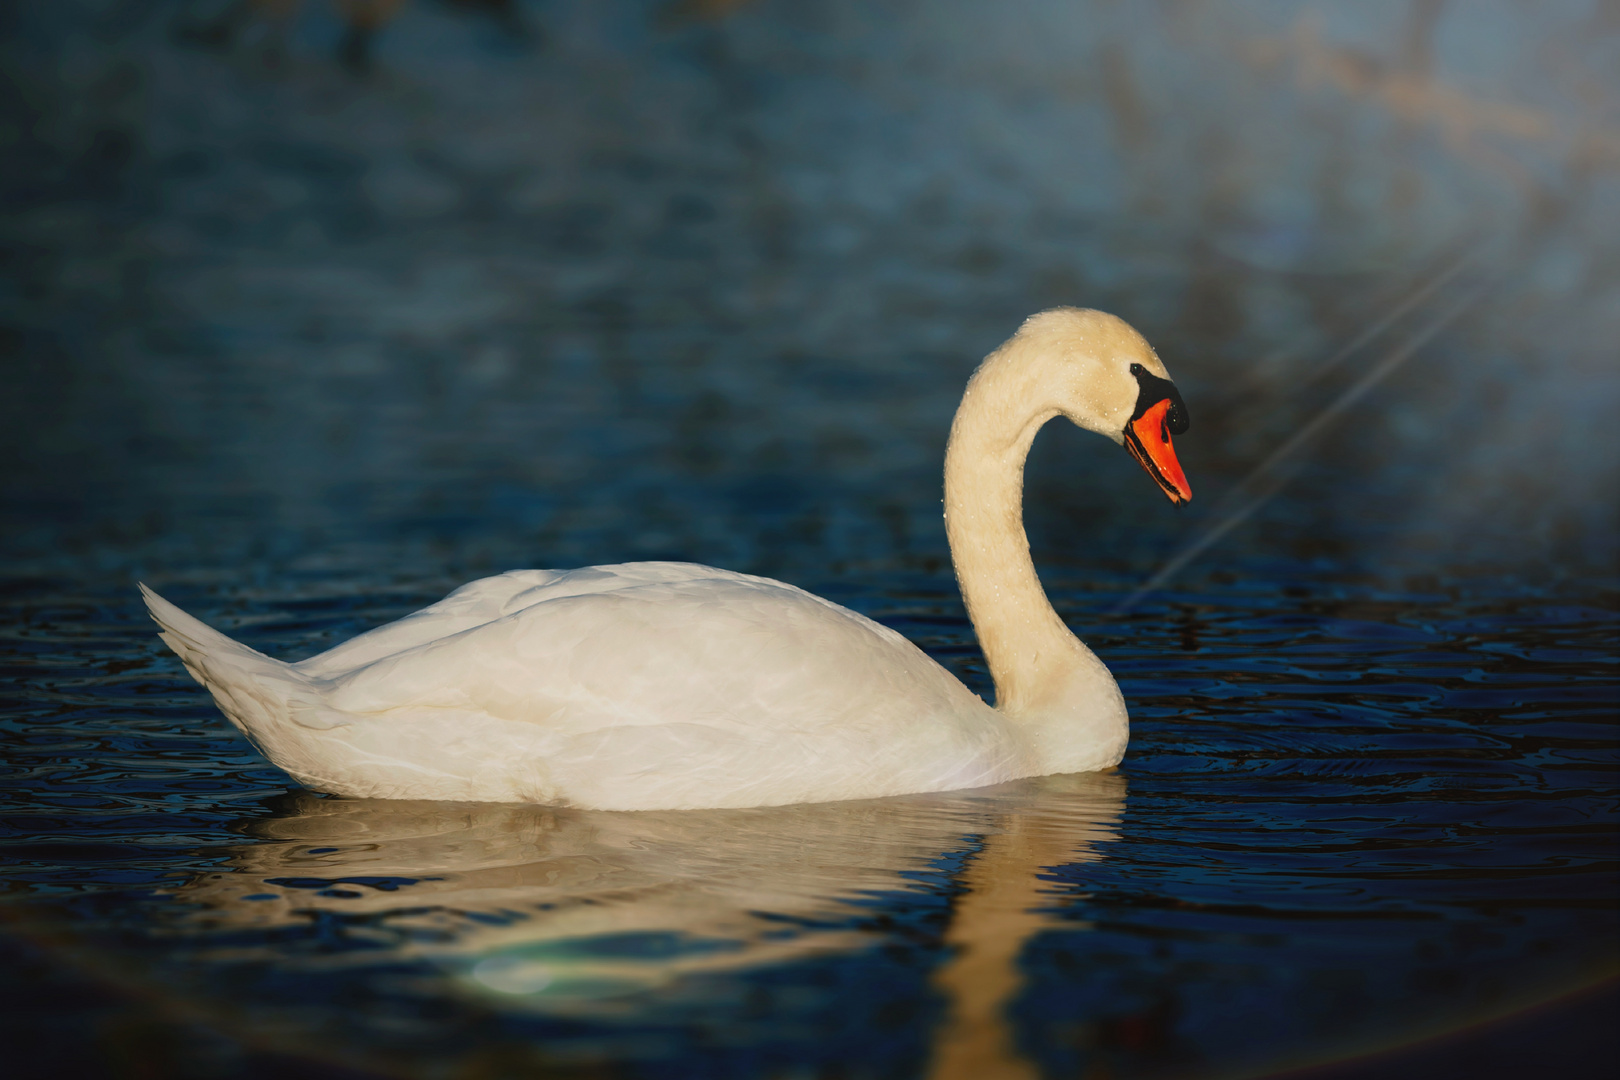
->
[2,0,1615,593]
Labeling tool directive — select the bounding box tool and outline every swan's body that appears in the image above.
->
[141,564,1046,808]
[144,309,1191,810]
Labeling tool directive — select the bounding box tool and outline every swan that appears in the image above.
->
[141,308,1191,810]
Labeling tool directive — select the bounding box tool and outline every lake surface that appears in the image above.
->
[3,574,1616,1078]
[2,3,1616,1077]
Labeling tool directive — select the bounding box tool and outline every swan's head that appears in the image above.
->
[1010,307,1192,504]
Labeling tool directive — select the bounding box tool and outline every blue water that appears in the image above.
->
[2,3,1617,1078]
[4,574,1616,1077]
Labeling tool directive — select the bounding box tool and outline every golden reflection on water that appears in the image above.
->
[167,772,1126,1073]
[926,795,1112,1080]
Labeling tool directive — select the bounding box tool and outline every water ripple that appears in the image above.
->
[1,575,1615,1077]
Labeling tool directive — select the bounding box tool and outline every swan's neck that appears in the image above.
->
[944,355,1067,715]
[943,348,1127,768]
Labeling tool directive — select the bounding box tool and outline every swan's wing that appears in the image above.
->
[320,570,975,737]
[294,569,560,678]
[296,563,748,679]
[292,565,1018,807]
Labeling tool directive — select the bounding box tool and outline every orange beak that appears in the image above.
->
[1124,398,1192,505]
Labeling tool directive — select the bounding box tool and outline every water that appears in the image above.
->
[2,2,1617,1078]
[3,575,1615,1077]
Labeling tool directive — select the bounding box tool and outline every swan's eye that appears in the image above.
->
[1127,364,1190,436]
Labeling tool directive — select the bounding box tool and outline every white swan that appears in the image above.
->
[142,308,1191,810]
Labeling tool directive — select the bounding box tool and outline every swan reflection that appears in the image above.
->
[169,772,1124,1076]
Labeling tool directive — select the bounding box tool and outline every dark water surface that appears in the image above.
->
[3,2,1617,1078]
[2,574,1615,1078]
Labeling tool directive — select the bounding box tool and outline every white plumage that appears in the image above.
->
[143,308,1191,810]
[143,565,1021,808]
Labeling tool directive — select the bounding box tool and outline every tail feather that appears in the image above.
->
[139,584,340,751]
[139,583,280,679]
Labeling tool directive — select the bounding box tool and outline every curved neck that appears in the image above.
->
[943,350,1075,716]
